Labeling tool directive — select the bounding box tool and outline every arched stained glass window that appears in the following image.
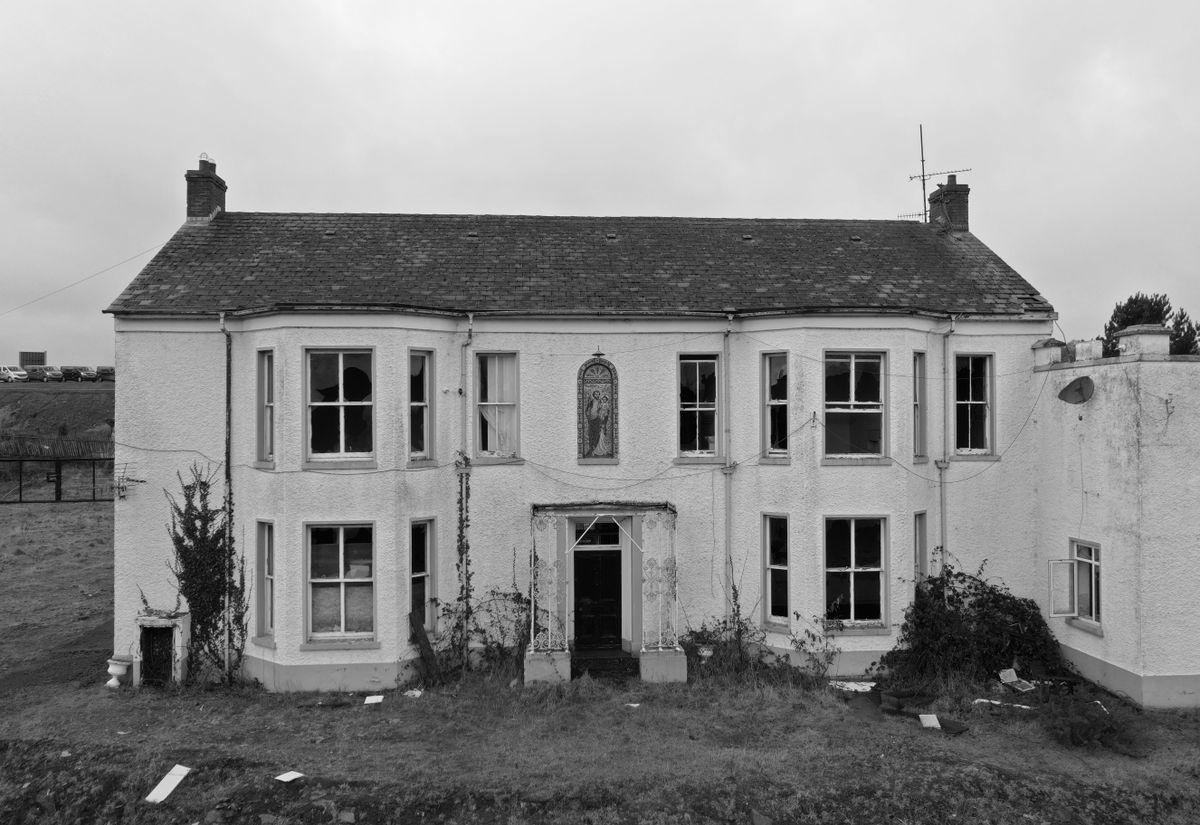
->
[578,358,617,460]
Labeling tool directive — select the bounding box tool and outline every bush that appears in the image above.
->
[1039,696,1146,755]
[878,557,1066,687]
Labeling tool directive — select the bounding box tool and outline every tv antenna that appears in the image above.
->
[902,124,971,221]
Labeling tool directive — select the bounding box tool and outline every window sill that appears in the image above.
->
[472,456,525,466]
[300,639,381,651]
[250,635,276,650]
[821,457,892,467]
[912,455,929,465]
[252,459,276,471]
[302,459,378,471]
[674,456,722,465]
[578,458,619,465]
[763,619,790,633]
[758,456,790,466]
[830,623,891,637]
[951,453,999,462]
[1065,617,1104,637]
[406,458,437,470]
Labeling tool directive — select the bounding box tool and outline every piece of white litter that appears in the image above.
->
[998,668,1035,692]
[275,771,305,783]
[364,695,384,705]
[145,764,191,803]
[624,703,641,708]
[919,714,941,729]
[403,689,422,698]
[973,698,1034,710]
[116,731,130,736]
[830,680,875,693]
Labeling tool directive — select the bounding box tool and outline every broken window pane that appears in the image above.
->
[826,519,851,568]
[310,353,339,402]
[826,573,851,620]
[576,520,620,546]
[310,407,341,453]
[409,354,426,403]
[825,358,850,403]
[825,411,882,454]
[342,354,372,402]
[855,358,880,403]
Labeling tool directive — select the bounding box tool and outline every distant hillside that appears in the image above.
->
[0,388,114,444]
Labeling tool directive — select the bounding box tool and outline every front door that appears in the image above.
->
[573,520,623,650]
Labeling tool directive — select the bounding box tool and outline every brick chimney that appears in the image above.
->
[185,157,227,222]
[928,174,969,231]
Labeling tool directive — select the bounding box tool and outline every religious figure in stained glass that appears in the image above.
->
[578,358,617,459]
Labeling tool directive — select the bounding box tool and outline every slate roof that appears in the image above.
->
[106,212,1054,318]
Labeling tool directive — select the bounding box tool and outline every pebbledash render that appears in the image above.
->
[104,160,1200,705]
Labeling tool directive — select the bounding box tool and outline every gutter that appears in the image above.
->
[934,315,958,558]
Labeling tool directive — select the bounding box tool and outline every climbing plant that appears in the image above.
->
[165,463,248,684]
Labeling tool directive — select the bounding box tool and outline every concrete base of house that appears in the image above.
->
[242,654,410,692]
[639,648,688,683]
[1061,645,1200,708]
[524,651,571,684]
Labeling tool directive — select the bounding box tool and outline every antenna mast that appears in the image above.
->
[904,124,971,222]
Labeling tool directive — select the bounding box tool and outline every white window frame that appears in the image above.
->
[409,350,433,461]
[824,516,887,624]
[762,353,788,457]
[763,514,789,625]
[1049,539,1101,622]
[912,352,926,459]
[306,523,375,640]
[679,354,719,457]
[823,352,885,457]
[954,354,993,455]
[475,352,520,458]
[306,349,374,459]
[256,521,274,637]
[410,519,436,632]
[256,350,275,463]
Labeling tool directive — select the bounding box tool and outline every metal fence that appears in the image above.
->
[0,458,114,503]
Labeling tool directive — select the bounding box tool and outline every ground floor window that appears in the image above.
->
[825,517,884,622]
[764,515,788,623]
[1050,540,1101,623]
[410,520,435,631]
[256,521,274,637]
[308,525,374,638]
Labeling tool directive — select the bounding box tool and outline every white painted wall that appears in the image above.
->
[112,310,1056,688]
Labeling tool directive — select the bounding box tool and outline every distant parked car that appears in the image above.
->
[26,365,64,382]
[96,366,116,382]
[61,366,97,382]
[0,365,28,382]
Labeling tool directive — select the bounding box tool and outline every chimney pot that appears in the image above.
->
[185,158,227,222]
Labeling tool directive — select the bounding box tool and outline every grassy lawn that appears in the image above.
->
[2,503,1200,824]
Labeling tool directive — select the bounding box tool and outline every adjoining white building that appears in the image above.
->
[104,160,1199,705]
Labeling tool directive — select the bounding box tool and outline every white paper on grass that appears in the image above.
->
[973,698,1034,710]
[830,680,875,692]
[919,714,941,729]
[364,695,384,705]
[403,689,422,698]
[275,771,305,782]
[624,703,641,708]
[145,764,191,803]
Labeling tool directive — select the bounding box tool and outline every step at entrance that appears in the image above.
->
[571,649,639,681]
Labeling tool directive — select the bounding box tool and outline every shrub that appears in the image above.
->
[878,556,1066,686]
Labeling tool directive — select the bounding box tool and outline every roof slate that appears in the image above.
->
[105,213,1054,317]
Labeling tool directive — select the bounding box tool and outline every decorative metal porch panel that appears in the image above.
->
[528,514,568,652]
[640,510,680,651]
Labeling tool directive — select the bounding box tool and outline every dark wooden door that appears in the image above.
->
[574,550,622,649]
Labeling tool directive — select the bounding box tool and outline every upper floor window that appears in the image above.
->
[679,355,718,456]
[955,355,992,454]
[825,516,885,623]
[410,351,432,459]
[477,353,519,458]
[308,350,373,457]
[824,353,883,456]
[257,350,274,462]
[763,353,788,456]
[912,352,926,458]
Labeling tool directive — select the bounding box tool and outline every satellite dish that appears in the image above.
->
[1057,376,1094,405]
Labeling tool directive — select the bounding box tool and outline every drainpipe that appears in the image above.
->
[220,311,233,680]
[460,312,474,458]
[934,315,957,559]
[722,311,735,615]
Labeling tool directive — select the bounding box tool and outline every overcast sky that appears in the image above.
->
[2,1,1197,366]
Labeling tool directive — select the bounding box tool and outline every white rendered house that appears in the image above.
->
[104,160,1200,705]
